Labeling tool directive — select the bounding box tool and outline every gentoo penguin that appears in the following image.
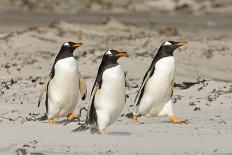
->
[38,42,87,124]
[73,50,128,134]
[133,41,188,124]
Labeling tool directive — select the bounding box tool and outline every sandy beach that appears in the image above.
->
[0,0,232,154]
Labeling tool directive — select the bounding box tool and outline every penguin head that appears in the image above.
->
[158,41,188,54]
[60,42,82,53]
[103,50,128,62]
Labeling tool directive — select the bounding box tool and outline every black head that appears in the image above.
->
[94,50,128,89]
[102,49,128,63]
[54,42,82,64]
[60,42,82,53]
[158,41,188,55]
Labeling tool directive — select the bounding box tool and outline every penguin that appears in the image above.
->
[38,42,87,124]
[133,41,189,124]
[73,50,128,134]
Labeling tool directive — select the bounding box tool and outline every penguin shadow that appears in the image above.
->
[38,119,80,125]
[35,113,82,125]
[159,120,175,124]
[159,120,190,124]
[108,131,131,136]
[59,119,80,125]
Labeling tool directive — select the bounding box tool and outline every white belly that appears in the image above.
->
[137,56,175,116]
[47,57,79,118]
[95,65,126,129]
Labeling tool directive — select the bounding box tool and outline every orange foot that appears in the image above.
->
[48,118,58,124]
[169,115,189,124]
[67,114,80,120]
[132,115,140,124]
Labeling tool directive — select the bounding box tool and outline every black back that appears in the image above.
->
[135,41,179,106]
[50,42,79,78]
[86,50,121,126]
[92,51,119,91]
[45,42,80,114]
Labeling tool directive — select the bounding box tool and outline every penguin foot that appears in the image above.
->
[169,115,189,124]
[132,115,139,124]
[99,129,106,135]
[48,118,58,124]
[90,127,99,134]
[67,114,80,120]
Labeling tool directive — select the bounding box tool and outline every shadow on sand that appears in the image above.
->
[108,131,131,136]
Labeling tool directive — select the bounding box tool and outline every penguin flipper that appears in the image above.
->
[38,74,52,107]
[134,70,152,104]
[79,73,87,100]
[86,83,99,126]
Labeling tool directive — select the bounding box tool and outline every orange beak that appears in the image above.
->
[176,41,188,46]
[72,43,83,47]
[114,52,128,57]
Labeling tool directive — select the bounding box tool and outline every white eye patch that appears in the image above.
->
[106,50,113,55]
[163,41,172,46]
[63,42,70,46]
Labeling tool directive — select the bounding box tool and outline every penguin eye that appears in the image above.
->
[63,42,70,47]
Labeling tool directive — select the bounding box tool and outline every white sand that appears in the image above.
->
[0,10,232,154]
